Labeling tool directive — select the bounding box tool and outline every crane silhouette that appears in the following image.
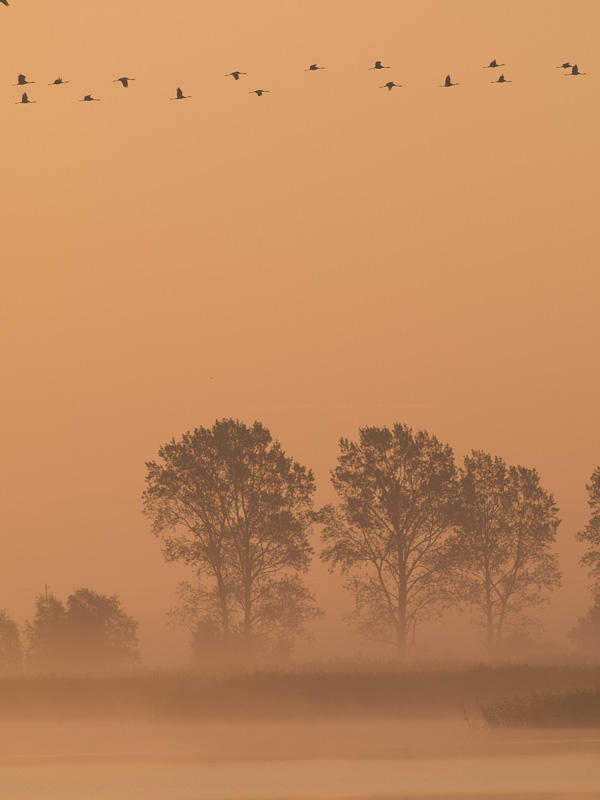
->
[171,87,190,99]
[249,89,269,96]
[441,74,459,87]
[306,64,324,71]
[380,81,402,91]
[15,74,34,85]
[492,74,511,83]
[114,77,135,87]
[369,61,390,70]
[16,92,35,104]
[79,94,100,101]
[226,71,246,80]
[48,78,68,85]
[567,64,586,76]
[484,60,504,68]
[557,62,572,69]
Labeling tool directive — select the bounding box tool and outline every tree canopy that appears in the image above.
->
[144,418,320,661]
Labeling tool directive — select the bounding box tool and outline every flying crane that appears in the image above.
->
[380,81,402,91]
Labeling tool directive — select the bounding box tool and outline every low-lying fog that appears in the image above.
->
[1,720,599,799]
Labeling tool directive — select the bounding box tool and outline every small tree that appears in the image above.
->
[454,451,561,658]
[569,593,600,655]
[321,424,459,658]
[65,588,139,670]
[144,419,320,660]
[26,594,69,671]
[0,609,22,673]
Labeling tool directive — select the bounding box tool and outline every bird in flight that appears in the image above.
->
[249,89,269,96]
[441,74,459,87]
[80,94,100,101]
[567,64,586,76]
[1,1,9,7]
[492,74,511,83]
[306,64,324,71]
[15,74,34,85]
[16,92,35,104]
[114,77,135,87]
[484,59,504,68]
[49,78,68,85]
[226,71,246,80]
[557,62,572,69]
[380,81,402,91]
[171,87,190,99]
[369,61,390,70]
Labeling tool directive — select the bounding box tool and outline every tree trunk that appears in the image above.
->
[243,578,253,660]
[215,571,229,640]
[396,586,408,659]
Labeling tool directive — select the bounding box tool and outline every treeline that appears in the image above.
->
[142,419,600,662]
[2,418,599,672]
[0,589,139,674]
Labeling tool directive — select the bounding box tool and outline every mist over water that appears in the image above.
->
[2,719,600,799]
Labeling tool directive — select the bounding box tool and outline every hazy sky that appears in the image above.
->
[2,0,599,664]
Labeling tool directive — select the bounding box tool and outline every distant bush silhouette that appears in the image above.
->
[0,609,22,673]
[569,593,600,654]
[26,589,139,673]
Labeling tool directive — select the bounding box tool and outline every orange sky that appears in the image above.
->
[1,0,599,664]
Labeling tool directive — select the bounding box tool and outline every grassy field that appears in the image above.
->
[1,662,599,723]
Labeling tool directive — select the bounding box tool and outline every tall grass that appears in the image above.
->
[481,687,600,728]
[0,662,599,722]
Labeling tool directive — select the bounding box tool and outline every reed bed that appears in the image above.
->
[481,686,600,728]
[1,662,599,723]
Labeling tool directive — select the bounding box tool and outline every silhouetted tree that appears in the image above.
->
[64,588,139,670]
[569,593,600,654]
[26,589,139,672]
[144,419,320,660]
[26,594,69,670]
[575,467,600,591]
[321,424,459,658]
[0,609,22,673]
[454,452,561,658]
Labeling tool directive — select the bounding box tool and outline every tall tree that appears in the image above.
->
[575,467,600,589]
[26,590,139,672]
[144,419,319,660]
[320,424,459,658]
[0,609,22,673]
[454,451,561,658]
[572,467,600,653]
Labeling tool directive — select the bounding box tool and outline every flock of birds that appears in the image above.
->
[12,60,588,104]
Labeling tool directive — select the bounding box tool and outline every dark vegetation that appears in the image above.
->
[0,663,598,723]
[144,419,571,663]
[481,686,600,728]
[1,419,599,690]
